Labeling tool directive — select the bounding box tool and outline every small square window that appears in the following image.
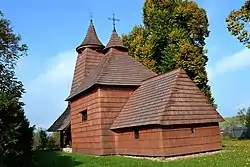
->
[191,128,195,134]
[80,110,87,121]
[134,128,139,139]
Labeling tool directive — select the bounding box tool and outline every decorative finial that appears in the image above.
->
[108,13,120,31]
[90,12,93,23]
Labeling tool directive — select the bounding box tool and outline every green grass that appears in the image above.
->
[35,140,250,167]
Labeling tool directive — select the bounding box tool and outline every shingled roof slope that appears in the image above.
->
[48,106,70,131]
[103,29,127,52]
[76,20,104,50]
[70,48,103,95]
[111,68,223,130]
[67,53,156,100]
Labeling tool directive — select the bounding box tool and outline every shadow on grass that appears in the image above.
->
[34,150,83,167]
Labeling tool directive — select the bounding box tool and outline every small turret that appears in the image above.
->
[76,19,104,53]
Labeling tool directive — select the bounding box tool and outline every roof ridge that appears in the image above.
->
[141,67,181,83]
[177,69,224,121]
[159,69,181,124]
[94,55,112,84]
[66,55,112,100]
[161,68,224,123]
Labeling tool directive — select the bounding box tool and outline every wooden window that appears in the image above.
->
[80,110,87,121]
[191,127,196,134]
[133,128,139,139]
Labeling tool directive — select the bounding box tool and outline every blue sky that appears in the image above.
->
[1,0,250,128]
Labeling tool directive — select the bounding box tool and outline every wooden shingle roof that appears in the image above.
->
[70,48,103,95]
[103,29,127,52]
[111,68,224,130]
[48,106,70,132]
[76,20,104,51]
[67,53,156,100]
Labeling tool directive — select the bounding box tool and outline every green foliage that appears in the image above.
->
[226,0,250,48]
[38,128,48,150]
[0,11,33,167]
[237,107,250,127]
[122,26,156,71]
[0,11,28,70]
[33,128,60,151]
[123,0,216,107]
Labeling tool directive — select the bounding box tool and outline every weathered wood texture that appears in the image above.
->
[114,125,164,156]
[161,123,222,156]
[70,86,135,155]
[70,48,103,95]
[115,123,222,156]
[99,86,136,155]
[70,89,102,155]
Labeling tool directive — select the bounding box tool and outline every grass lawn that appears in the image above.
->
[35,140,250,167]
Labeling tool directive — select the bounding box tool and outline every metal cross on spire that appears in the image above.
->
[108,13,120,31]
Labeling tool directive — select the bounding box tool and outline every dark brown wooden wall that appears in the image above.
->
[70,86,135,155]
[115,123,222,156]
[70,89,102,155]
[115,125,164,156]
[161,123,222,156]
[99,87,135,155]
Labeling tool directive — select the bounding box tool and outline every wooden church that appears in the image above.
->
[48,17,224,157]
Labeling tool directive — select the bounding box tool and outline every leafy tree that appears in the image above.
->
[123,0,216,107]
[0,11,34,167]
[237,107,250,127]
[122,26,156,71]
[226,0,250,48]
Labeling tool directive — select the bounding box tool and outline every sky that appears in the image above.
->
[1,0,250,128]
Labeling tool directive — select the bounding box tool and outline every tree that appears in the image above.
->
[237,107,250,127]
[122,0,216,107]
[0,11,34,167]
[226,0,250,48]
[122,26,156,71]
[38,128,48,150]
[33,128,60,151]
[47,132,60,150]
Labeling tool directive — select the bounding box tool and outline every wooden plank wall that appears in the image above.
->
[114,123,222,157]
[70,88,103,155]
[115,126,164,156]
[161,123,222,156]
[99,87,135,155]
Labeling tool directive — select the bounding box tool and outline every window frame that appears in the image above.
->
[133,128,140,139]
[80,109,87,121]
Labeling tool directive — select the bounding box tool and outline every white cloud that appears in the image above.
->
[207,49,250,80]
[22,50,77,128]
[27,50,76,94]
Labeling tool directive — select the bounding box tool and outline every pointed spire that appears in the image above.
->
[76,18,104,52]
[104,14,127,52]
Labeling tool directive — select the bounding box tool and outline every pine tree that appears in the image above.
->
[0,11,34,167]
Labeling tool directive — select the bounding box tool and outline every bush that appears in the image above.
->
[33,128,60,151]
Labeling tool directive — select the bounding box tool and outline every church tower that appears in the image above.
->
[70,19,104,94]
[47,19,104,149]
